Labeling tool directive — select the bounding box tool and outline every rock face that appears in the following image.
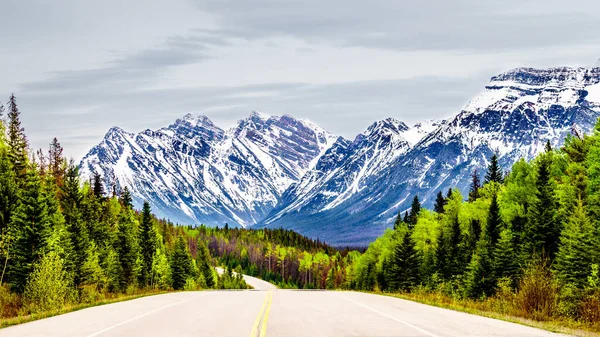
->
[81,66,600,246]
[260,67,600,246]
[79,112,338,227]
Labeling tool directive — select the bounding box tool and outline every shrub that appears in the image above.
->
[183,278,197,291]
[0,284,20,318]
[514,258,558,321]
[22,251,70,314]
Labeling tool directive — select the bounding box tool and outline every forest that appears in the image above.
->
[1,92,600,329]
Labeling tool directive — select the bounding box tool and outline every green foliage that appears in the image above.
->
[139,201,156,287]
[22,251,70,314]
[387,230,421,291]
[170,237,192,290]
[484,153,503,185]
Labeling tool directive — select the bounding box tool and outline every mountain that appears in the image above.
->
[259,67,600,246]
[79,111,338,227]
[81,66,600,246]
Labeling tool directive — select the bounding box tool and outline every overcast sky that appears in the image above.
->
[1,0,599,159]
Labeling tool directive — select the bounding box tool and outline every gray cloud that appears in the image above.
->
[191,0,600,51]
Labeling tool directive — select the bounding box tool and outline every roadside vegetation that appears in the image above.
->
[0,95,248,325]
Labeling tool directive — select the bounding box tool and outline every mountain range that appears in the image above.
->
[80,66,600,246]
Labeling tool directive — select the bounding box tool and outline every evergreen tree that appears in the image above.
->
[433,191,446,214]
[0,137,17,234]
[403,211,409,224]
[6,94,28,179]
[493,229,519,283]
[525,154,559,259]
[7,166,53,293]
[388,230,421,291]
[486,193,502,247]
[554,200,600,287]
[139,201,156,286]
[171,236,192,290]
[464,241,495,298]
[196,239,215,288]
[434,226,449,278]
[467,219,482,254]
[446,212,464,277]
[92,172,105,198]
[446,188,453,200]
[120,186,133,209]
[61,163,89,285]
[48,138,65,188]
[408,196,421,228]
[116,210,140,290]
[545,140,552,153]
[468,170,481,202]
[484,154,503,185]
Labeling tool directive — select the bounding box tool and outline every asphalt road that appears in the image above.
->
[0,273,570,337]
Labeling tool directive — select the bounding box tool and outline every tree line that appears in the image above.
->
[0,95,248,317]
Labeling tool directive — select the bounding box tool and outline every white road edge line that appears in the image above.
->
[85,292,206,337]
[330,292,442,337]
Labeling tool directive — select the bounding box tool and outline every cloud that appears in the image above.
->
[190,0,600,51]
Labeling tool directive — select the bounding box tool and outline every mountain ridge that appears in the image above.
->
[80,65,600,245]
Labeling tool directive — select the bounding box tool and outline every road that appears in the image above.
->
[0,272,570,337]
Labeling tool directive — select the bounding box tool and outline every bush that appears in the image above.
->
[78,284,104,304]
[514,258,558,321]
[22,252,70,314]
[183,278,197,291]
[578,289,600,324]
[0,284,20,318]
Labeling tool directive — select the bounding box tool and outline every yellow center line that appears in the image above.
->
[259,291,273,337]
[250,291,272,337]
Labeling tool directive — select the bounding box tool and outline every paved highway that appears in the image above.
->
[0,272,570,337]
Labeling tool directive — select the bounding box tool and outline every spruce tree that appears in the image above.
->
[0,139,17,234]
[493,229,519,283]
[525,154,559,259]
[120,186,133,209]
[446,213,464,277]
[171,236,191,290]
[464,241,495,298]
[92,172,105,198]
[7,166,53,293]
[467,219,482,254]
[393,212,402,230]
[6,94,28,180]
[484,154,503,185]
[468,170,481,202]
[196,239,215,288]
[433,191,446,214]
[48,138,65,188]
[139,201,156,286]
[61,163,89,285]
[388,230,421,291]
[408,195,421,228]
[554,200,600,287]
[403,211,409,224]
[486,193,502,247]
[116,210,140,290]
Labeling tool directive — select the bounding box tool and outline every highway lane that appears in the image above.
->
[0,274,570,337]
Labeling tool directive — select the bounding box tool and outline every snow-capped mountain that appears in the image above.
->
[259,67,600,246]
[81,66,600,246]
[79,111,338,227]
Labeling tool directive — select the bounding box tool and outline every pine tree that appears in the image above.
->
[554,200,600,287]
[486,193,502,247]
[493,229,519,283]
[484,154,503,185]
[116,210,140,290]
[408,195,421,228]
[393,212,403,230]
[92,172,104,198]
[545,140,552,153]
[468,170,481,202]
[6,94,28,180]
[139,201,156,286]
[467,219,482,254]
[7,166,53,293]
[0,137,17,234]
[433,191,446,214]
[446,188,453,199]
[434,226,449,278]
[61,162,89,285]
[196,239,215,288]
[48,138,65,188]
[464,241,495,298]
[120,186,133,209]
[388,230,421,291]
[446,212,464,277]
[171,236,192,290]
[403,211,409,224]
[525,154,559,259]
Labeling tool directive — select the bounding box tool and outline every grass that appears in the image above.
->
[0,290,168,329]
[369,290,600,337]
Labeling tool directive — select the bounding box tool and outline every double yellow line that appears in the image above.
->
[250,290,273,337]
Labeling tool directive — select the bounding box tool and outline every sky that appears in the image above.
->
[1,0,600,160]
